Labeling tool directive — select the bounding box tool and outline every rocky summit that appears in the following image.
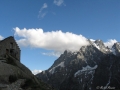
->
[36,39,120,90]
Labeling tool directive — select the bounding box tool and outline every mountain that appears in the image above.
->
[0,54,55,90]
[36,39,120,90]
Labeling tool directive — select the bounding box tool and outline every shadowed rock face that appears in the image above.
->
[36,40,120,90]
[112,42,120,56]
[0,55,55,90]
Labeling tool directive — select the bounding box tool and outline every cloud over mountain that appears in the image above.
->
[14,27,118,57]
[14,27,89,56]
[0,35,4,40]
[104,39,117,48]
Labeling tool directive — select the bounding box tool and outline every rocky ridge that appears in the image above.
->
[0,54,55,90]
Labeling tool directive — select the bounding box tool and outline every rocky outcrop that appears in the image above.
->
[36,40,120,90]
[112,42,120,56]
[0,54,55,90]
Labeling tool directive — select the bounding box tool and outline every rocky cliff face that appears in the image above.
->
[36,40,120,90]
[0,54,55,90]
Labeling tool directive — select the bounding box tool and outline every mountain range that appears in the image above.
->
[36,39,120,90]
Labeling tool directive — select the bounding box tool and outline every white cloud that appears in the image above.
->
[42,3,48,9]
[39,12,47,18]
[14,27,90,56]
[39,3,48,13]
[90,39,95,42]
[42,52,61,57]
[38,3,48,18]
[0,35,4,40]
[32,69,42,75]
[53,0,65,6]
[104,39,117,48]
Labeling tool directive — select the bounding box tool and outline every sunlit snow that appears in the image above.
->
[49,61,65,74]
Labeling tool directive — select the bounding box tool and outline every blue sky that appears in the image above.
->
[0,0,120,74]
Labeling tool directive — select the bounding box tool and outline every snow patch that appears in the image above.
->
[74,65,98,77]
[104,64,112,90]
[58,61,65,67]
[93,42,100,50]
[111,47,116,55]
[49,61,65,74]
[88,71,94,74]
[32,70,42,75]
[90,39,100,50]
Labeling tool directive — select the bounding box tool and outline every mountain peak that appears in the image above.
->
[37,39,120,90]
[111,42,120,56]
[94,39,103,44]
[63,50,72,55]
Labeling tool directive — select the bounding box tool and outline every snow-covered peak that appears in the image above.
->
[94,40,104,48]
[89,39,109,53]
